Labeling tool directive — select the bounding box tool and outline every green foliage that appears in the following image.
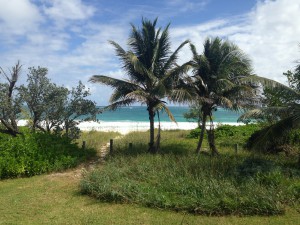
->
[0,131,95,179]
[80,130,300,216]
[246,127,300,153]
[183,104,202,126]
[19,67,98,139]
[215,124,261,147]
[90,18,189,153]
[176,37,257,153]
[186,127,202,139]
[19,67,69,132]
[187,124,260,147]
[81,152,299,216]
[240,58,300,150]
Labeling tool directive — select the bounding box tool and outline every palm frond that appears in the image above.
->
[238,106,294,122]
[215,96,233,108]
[163,40,189,73]
[240,75,299,94]
[169,88,193,104]
[90,75,138,89]
[109,41,127,59]
[189,43,198,58]
[215,79,235,93]
[125,90,148,103]
[104,99,136,111]
[155,102,176,123]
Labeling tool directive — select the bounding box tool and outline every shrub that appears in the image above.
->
[186,124,260,147]
[0,131,95,179]
[186,127,202,139]
[246,128,300,153]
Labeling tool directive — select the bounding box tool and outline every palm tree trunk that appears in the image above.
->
[154,110,161,152]
[148,105,156,153]
[196,112,207,153]
[207,115,219,156]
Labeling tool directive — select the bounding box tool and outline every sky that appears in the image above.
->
[0,0,299,105]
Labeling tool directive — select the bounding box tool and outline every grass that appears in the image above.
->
[81,130,300,216]
[77,130,120,151]
[1,167,300,224]
[1,129,300,224]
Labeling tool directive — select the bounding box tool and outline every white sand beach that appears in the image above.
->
[17,120,244,135]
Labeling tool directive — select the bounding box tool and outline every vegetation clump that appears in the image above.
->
[0,130,95,179]
[187,124,261,148]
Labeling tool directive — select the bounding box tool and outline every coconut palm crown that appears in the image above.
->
[90,18,189,153]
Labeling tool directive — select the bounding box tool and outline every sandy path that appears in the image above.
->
[47,135,123,180]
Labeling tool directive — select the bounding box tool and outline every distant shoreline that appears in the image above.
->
[17,120,244,135]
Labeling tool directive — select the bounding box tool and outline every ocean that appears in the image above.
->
[96,106,241,123]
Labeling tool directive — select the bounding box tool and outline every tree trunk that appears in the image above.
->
[154,110,161,152]
[148,105,156,153]
[207,115,219,156]
[32,116,38,131]
[196,112,207,153]
[0,119,18,136]
[65,120,69,137]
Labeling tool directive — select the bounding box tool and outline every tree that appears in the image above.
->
[58,81,98,139]
[174,37,256,155]
[90,18,189,153]
[183,103,203,127]
[19,67,98,139]
[0,61,23,136]
[19,67,69,131]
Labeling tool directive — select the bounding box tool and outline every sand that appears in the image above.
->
[17,120,243,134]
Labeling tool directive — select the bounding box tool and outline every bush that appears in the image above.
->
[0,131,96,179]
[246,128,300,154]
[186,124,260,148]
[186,127,202,139]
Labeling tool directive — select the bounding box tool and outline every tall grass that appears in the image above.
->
[80,129,300,216]
[77,130,120,151]
[81,153,300,215]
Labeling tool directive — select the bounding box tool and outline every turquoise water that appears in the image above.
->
[97,106,241,123]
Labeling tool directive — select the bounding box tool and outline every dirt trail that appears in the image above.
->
[47,142,109,180]
[47,135,123,180]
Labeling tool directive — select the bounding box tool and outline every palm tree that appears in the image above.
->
[173,37,255,154]
[90,18,188,153]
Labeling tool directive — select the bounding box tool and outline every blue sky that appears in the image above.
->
[0,0,299,105]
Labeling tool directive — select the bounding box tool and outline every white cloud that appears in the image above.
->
[171,0,300,84]
[0,0,42,37]
[233,0,300,83]
[43,0,95,21]
[166,0,209,12]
